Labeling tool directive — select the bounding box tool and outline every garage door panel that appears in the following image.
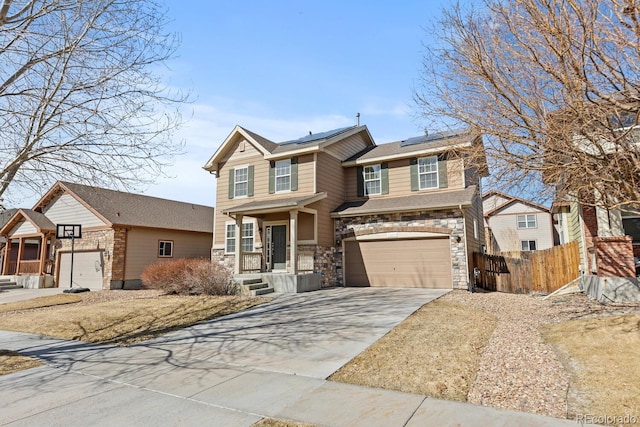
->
[345,238,452,289]
[58,251,105,290]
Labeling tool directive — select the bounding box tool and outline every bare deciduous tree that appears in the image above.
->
[417,0,640,209]
[0,0,186,207]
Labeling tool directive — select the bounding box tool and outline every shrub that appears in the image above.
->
[141,259,238,296]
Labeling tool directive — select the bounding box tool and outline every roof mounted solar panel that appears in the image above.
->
[399,129,464,147]
[279,126,355,146]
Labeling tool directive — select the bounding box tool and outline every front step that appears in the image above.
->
[0,282,22,290]
[236,277,274,296]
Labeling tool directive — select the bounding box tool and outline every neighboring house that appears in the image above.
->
[0,182,214,290]
[0,208,18,273]
[204,125,487,290]
[551,197,636,277]
[483,191,554,253]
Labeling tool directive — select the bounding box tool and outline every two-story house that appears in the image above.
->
[483,191,554,253]
[204,125,487,291]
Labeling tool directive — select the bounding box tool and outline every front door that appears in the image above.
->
[268,225,287,271]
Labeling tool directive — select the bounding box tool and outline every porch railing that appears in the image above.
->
[17,260,41,274]
[6,261,17,275]
[4,260,46,275]
[241,252,262,273]
[297,251,314,272]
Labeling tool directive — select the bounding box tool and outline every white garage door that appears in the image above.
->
[58,251,105,290]
[344,238,452,288]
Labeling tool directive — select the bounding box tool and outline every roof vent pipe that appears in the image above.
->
[356,112,360,126]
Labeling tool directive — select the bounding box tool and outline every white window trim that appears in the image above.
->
[158,240,173,258]
[363,164,382,196]
[275,159,291,193]
[517,214,537,229]
[418,156,439,190]
[224,219,256,254]
[521,240,537,251]
[234,165,249,198]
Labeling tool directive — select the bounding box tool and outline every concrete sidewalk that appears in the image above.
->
[0,288,580,426]
[0,288,63,304]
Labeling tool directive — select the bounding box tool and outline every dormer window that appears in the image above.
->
[275,159,291,192]
[418,156,439,189]
[363,165,382,195]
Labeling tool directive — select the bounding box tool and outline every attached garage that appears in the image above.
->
[344,237,452,288]
[58,251,105,290]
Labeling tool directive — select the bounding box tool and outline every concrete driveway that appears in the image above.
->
[0,287,577,426]
[142,287,449,378]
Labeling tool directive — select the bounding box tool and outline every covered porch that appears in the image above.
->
[223,193,326,275]
[0,209,56,286]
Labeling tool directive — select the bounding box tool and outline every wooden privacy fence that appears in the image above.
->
[473,241,580,294]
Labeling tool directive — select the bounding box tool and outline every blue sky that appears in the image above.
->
[73,1,466,207]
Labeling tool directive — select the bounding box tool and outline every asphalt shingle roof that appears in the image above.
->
[345,129,479,162]
[57,182,214,233]
[332,186,477,217]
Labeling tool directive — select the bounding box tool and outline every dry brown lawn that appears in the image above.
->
[329,299,497,401]
[0,294,268,346]
[0,350,43,375]
[544,313,640,424]
[0,294,82,313]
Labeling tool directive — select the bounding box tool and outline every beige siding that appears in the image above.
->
[486,203,554,252]
[464,190,485,277]
[43,194,106,228]
[298,211,315,241]
[10,220,37,236]
[124,228,212,280]
[214,140,315,246]
[315,152,346,246]
[483,194,512,214]
[344,158,466,200]
[324,133,370,160]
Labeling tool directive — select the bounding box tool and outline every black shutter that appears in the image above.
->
[357,166,364,197]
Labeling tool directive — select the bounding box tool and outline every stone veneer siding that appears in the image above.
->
[334,209,469,289]
[213,245,337,288]
[54,228,115,290]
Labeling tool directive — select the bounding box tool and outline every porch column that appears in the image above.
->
[234,214,243,275]
[38,234,48,275]
[16,237,24,274]
[2,237,10,274]
[289,209,298,274]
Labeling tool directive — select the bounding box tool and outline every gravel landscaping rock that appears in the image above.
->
[441,290,640,419]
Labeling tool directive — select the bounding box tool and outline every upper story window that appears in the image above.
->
[275,159,291,192]
[234,167,248,197]
[158,240,173,257]
[418,156,438,189]
[610,111,637,129]
[517,214,537,229]
[225,222,254,254]
[363,164,382,195]
[269,157,298,194]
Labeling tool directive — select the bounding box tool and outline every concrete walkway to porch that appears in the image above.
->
[0,288,578,426]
